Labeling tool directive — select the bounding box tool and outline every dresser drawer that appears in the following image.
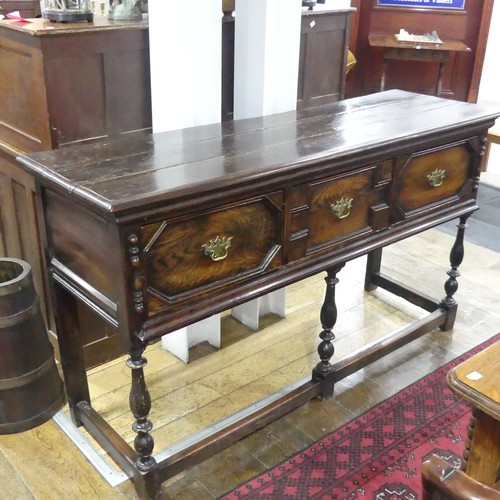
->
[306,166,386,252]
[395,142,473,215]
[141,194,283,307]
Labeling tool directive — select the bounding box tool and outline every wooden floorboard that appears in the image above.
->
[1,228,500,499]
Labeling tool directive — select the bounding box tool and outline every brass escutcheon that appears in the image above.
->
[427,168,446,187]
[330,197,353,219]
[202,235,233,262]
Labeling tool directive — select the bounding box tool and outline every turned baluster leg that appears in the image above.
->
[440,215,468,331]
[127,342,157,473]
[312,263,345,399]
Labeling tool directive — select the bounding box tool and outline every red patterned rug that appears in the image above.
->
[223,334,499,499]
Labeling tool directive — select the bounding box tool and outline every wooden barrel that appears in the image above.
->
[0,258,64,434]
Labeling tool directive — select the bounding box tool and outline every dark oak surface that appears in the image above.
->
[21,90,496,216]
[17,90,499,498]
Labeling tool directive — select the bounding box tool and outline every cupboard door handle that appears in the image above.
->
[330,197,353,219]
[202,236,233,262]
[427,168,446,187]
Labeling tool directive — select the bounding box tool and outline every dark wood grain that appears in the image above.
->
[19,91,496,217]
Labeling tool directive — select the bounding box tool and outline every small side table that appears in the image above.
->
[447,341,500,487]
[368,34,470,96]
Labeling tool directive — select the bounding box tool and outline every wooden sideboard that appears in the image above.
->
[18,91,499,497]
[0,0,40,18]
[0,17,151,367]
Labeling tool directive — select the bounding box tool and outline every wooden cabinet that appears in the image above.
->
[0,17,151,368]
[0,0,40,18]
[298,8,355,109]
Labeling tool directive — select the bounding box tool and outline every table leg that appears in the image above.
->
[380,58,387,92]
[439,214,469,331]
[312,263,345,399]
[436,61,446,96]
[51,278,90,426]
[127,339,157,474]
[464,408,500,486]
[365,248,383,292]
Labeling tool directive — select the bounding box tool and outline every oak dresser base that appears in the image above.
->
[17,91,499,498]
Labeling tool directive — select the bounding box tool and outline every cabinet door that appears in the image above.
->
[142,193,284,316]
[393,141,476,220]
[297,11,351,109]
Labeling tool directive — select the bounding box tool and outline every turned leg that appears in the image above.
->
[440,215,468,331]
[365,248,382,292]
[463,408,500,486]
[128,340,157,474]
[312,263,345,399]
[51,278,90,426]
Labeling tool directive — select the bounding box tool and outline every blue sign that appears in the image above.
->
[377,0,465,9]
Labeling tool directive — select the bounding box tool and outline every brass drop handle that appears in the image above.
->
[330,197,353,219]
[202,235,233,262]
[427,168,446,187]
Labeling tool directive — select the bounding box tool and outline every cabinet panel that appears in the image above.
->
[298,9,354,109]
[45,53,108,144]
[395,142,473,215]
[306,166,386,253]
[0,37,50,151]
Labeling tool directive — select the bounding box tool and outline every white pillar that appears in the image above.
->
[232,288,286,331]
[231,0,302,327]
[161,316,221,364]
[233,0,302,120]
[148,0,222,132]
[149,0,222,362]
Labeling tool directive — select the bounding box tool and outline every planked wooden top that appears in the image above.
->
[447,341,500,420]
[0,16,147,36]
[17,90,499,217]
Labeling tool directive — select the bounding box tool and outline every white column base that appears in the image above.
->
[231,289,286,331]
[161,315,221,364]
[161,289,287,362]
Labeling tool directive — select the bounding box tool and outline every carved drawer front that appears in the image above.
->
[307,167,385,252]
[395,143,472,215]
[141,195,283,309]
